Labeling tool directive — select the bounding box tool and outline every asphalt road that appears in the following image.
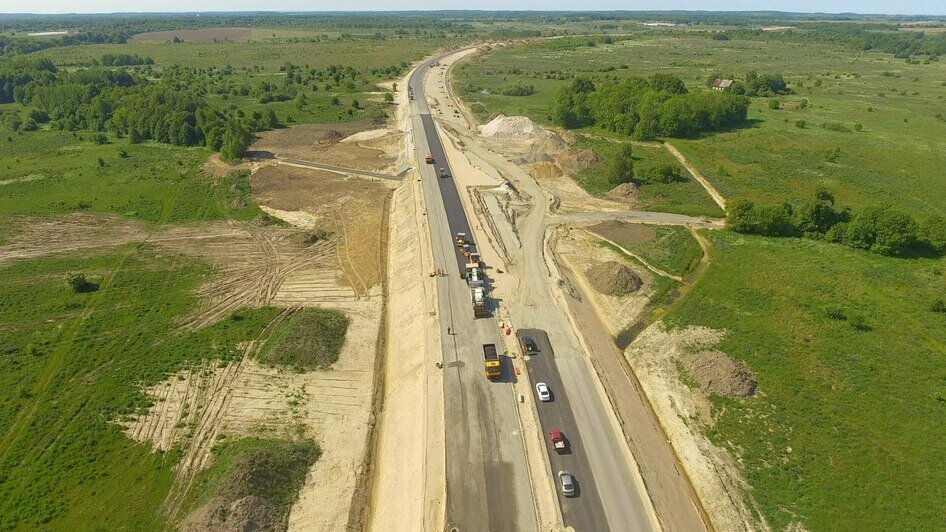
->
[410,56,538,532]
[518,329,609,530]
[425,50,664,532]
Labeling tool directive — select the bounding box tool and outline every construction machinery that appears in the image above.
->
[472,286,489,318]
[483,343,501,380]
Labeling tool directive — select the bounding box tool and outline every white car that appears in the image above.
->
[535,382,552,402]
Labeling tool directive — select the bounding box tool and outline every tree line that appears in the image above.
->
[726,190,946,257]
[551,74,750,139]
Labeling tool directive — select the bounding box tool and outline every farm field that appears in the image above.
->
[456,34,946,215]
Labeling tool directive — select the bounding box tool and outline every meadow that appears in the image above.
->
[0,127,259,228]
[667,231,946,530]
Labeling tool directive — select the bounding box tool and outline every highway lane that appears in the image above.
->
[409,57,538,532]
[518,329,609,530]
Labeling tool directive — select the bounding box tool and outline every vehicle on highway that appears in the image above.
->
[483,343,501,380]
[425,153,433,164]
[439,167,448,178]
[535,382,551,402]
[548,428,568,453]
[521,336,539,355]
[558,470,576,497]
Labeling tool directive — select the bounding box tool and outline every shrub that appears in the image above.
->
[500,82,536,96]
[608,144,635,185]
[795,119,807,128]
[66,272,98,293]
[768,99,781,110]
[637,163,684,184]
[920,215,946,253]
[931,299,946,314]
[822,122,852,133]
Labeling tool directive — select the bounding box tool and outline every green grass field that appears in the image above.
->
[29,36,453,70]
[607,224,704,277]
[666,231,946,530]
[571,134,723,217]
[0,245,284,529]
[0,128,260,228]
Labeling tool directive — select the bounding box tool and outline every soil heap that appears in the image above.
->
[608,182,641,200]
[682,350,757,398]
[558,148,603,174]
[586,260,643,295]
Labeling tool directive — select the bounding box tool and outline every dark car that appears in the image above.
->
[521,336,539,355]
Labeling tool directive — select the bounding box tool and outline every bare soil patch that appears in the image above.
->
[587,220,656,247]
[557,148,602,174]
[250,121,397,173]
[627,323,769,531]
[607,182,641,201]
[130,28,253,42]
[586,260,643,296]
[250,165,392,295]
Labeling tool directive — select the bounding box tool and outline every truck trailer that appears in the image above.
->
[472,287,489,318]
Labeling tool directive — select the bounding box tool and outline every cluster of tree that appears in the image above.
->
[551,74,749,139]
[707,71,790,97]
[0,57,280,161]
[99,53,153,66]
[726,190,946,257]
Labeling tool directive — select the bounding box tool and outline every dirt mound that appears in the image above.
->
[479,114,546,140]
[586,260,642,295]
[588,220,655,246]
[608,182,641,200]
[558,149,603,174]
[526,161,563,179]
[682,350,757,399]
[320,129,345,144]
[181,439,319,532]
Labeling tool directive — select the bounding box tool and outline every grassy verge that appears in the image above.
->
[180,437,319,528]
[257,308,350,371]
[0,246,283,529]
[665,230,946,530]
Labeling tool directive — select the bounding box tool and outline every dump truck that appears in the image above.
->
[483,343,501,380]
[548,428,567,453]
[472,287,489,318]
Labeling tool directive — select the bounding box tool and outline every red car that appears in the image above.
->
[548,428,567,453]
[424,153,433,164]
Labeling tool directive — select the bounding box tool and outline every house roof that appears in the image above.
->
[713,78,734,89]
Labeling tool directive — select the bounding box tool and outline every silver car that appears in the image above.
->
[558,470,576,496]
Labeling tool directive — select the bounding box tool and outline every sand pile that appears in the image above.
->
[586,260,642,295]
[557,149,603,174]
[479,114,546,140]
[608,182,641,200]
[682,350,757,398]
[526,161,563,179]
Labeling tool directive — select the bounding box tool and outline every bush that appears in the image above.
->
[66,272,98,293]
[637,163,684,184]
[920,215,946,253]
[795,119,807,128]
[844,206,918,256]
[500,82,536,96]
[931,299,946,314]
[768,99,781,110]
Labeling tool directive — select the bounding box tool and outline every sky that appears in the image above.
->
[3,1,946,16]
